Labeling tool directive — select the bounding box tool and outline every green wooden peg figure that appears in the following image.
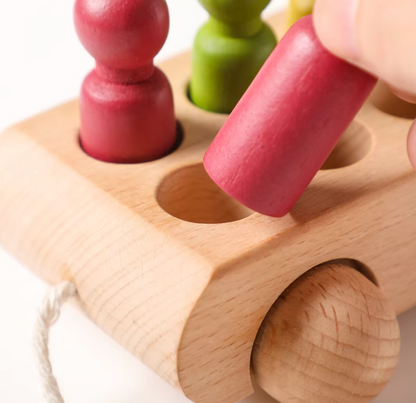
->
[190,0,277,114]
[287,0,315,29]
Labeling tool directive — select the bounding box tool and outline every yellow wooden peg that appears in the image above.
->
[287,0,315,29]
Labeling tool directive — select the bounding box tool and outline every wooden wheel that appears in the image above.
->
[252,262,400,403]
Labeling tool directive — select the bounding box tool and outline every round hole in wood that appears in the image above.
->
[371,81,416,119]
[157,164,253,224]
[321,120,373,170]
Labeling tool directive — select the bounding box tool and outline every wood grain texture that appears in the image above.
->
[0,11,415,403]
[252,262,400,403]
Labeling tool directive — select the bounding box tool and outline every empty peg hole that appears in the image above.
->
[321,121,373,170]
[371,81,416,119]
[157,164,253,224]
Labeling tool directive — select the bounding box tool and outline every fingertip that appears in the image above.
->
[408,121,416,171]
[313,0,360,61]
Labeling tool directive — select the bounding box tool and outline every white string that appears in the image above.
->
[33,281,78,403]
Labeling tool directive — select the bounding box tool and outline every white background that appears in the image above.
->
[0,1,416,402]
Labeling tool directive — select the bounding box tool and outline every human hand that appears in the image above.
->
[313,0,416,169]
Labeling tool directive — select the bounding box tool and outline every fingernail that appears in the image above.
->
[314,0,360,60]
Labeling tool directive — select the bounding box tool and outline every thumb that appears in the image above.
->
[313,0,416,96]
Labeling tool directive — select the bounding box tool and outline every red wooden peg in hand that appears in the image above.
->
[204,16,377,217]
[74,0,177,163]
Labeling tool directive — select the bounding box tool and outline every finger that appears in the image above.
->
[313,0,416,96]
[408,121,416,171]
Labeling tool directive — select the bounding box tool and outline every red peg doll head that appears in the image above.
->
[74,0,170,70]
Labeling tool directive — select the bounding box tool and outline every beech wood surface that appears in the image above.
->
[0,11,415,403]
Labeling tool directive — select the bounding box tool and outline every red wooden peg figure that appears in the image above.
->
[204,16,377,217]
[74,0,177,163]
